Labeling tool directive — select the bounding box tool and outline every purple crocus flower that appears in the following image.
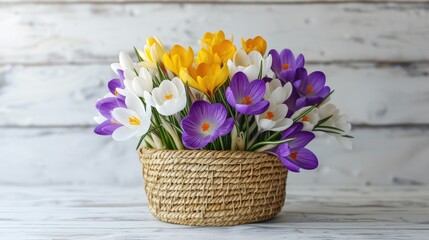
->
[269,49,305,83]
[181,100,234,149]
[108,70,126,99]
[94,97,126,135]
[226,72,269,115]
[293,68,330,109]
[269,122,318,172]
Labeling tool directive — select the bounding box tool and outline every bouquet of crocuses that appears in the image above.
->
[94,30,352,172]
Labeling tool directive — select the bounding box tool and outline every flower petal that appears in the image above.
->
[292,148,318,170]
[288,131,315,150]
[182,131,210,149]
[112,126,136,141]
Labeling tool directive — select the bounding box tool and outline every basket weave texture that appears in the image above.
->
[138,147,288,226]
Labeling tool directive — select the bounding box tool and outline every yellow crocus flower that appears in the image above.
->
[241,36,267,55]
[199,30,236,64]
[196,48,221,65]
[139,37,165,70]
[180,62,229,98]
[200,30,227,50]
[163,45,194,76]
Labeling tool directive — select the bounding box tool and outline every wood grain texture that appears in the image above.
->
[1,63,428,126]
[1,127,428,186]
[0,3,428,64]
[0,185,428,239]
[3,0,429,3]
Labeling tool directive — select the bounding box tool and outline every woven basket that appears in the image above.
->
[138,147,288,226]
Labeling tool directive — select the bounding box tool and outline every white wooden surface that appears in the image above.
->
[1,186,428,239]
[0,0,428,186]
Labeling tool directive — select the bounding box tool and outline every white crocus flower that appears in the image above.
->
[123,67,153,97]
[291,106,320,131]
[318,103,352,149]
[227,49,272,80]
[256,104,293,132]
[264,79,292,105]
[111,93,152,141]
[144,77,186,116]
[111,51,136,74]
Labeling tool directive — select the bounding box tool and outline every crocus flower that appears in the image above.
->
[318,103,352,150]
[226,72,269,115]
[108,69,126,98]
[138,37,165,71]
[227,49,272,81]
[291,106,320,131]
[269,122,318,172]
[255,104,293,132]
[111,92,152,141]
[179,57,229,98]
[269,48,304,83]
[94,97,126,135]
[199,30,236,63]
[181,100,234,149]
[293,68,330,108]
[241,36,267,55]
[264,78,293,105]
[163,45,194,76]
[123,67,153,97]
[111,51,136,75]
[144,77,186,116]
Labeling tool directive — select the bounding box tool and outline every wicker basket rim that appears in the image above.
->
[138,147,275,156]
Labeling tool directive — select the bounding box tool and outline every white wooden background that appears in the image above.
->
[1,0,429,186]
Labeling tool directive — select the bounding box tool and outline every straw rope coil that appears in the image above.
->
[138,147,288,226]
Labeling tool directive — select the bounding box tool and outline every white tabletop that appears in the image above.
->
[1,185,428,239]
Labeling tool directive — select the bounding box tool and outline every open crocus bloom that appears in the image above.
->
[227,49,272,81]
[294,68,331,108]
[111,92,152,141]
[181,100,234,149]
[144,77,186,116]
[255,104,293,132]
[269,122,318,172]
[226,72,269,115]
[123,67,153,97]
[291,106,320,131]
[138,37,165,71]
[269,48,304,83]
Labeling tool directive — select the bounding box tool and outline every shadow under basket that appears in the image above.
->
[138,147,288,226]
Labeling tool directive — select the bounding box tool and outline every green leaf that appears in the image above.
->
[293,90,335,122]
[313,129,343,136]
[135,126,163,150]
[315,115,333,127]
[258,60,263,79]
[342,134,354,138]
[156,62,166,80]
[248,138,295,151]
[134,46,144,62]
[314,125,345,132]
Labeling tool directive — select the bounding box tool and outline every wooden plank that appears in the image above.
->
[0,186,428,239]
[0,3,428,64]
[0,127,428,186]
[1,63,428,126]
[3,0,429,3]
